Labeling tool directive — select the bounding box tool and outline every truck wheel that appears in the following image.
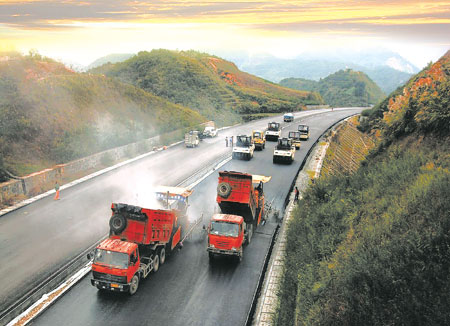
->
[273,157,277,164]
[247,225,253,245]
[153,254,160,273]
[109,214,127,234]
[217,182,232,198]
[159,247,166,265]
[208,252,214,262]
[237,250,243,263]
[232,153,236,159]
[129,275,139,295]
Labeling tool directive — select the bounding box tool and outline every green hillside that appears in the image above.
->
[280,69,386,107]
[279,77,318,92]
[90,50,323,123]
[0,52,205,178]
[276,51,450,325]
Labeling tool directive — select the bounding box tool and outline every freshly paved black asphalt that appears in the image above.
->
[25,108,362,326]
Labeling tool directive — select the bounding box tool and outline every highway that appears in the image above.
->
[16,108,363,326]
[1,109,330,312]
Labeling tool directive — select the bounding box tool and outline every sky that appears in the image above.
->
[0,0,449,68]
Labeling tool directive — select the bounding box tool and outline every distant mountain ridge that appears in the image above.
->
[220,50,416,94]
[87,53,134,70]
[280,69,385,107]
[89,50,323,122]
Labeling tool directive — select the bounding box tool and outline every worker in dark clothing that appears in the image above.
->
[225,137,228,147]
[294,186,299,202]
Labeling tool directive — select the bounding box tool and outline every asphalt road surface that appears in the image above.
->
[21,108,363,326]
[1,108,337,310]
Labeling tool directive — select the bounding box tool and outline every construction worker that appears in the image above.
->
[54,181,60,200]
[294,186,299,202]
[225,137,228,147]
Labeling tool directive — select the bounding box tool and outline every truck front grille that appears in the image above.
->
[92,271,127,284]
[216,241,230,248]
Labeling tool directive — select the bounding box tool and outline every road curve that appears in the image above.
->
[0,108,335,310]
[27,108,363,326]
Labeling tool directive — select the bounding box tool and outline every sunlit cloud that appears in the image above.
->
[0,0,448,67]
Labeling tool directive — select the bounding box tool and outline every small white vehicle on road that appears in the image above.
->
[203,126,218,137]
[273,137,295,164]
[232,135,255,160]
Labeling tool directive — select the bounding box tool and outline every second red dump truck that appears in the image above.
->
[207,171,271,262]
[89,186,201,295]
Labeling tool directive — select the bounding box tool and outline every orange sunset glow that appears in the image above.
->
[0,0,449,67]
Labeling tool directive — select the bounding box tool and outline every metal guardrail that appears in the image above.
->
[0,149,232,326]
[245,112,361,326]
[0,236,106,326]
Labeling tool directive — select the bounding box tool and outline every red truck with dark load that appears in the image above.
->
[89,186,200,295]
[207,171,271,262]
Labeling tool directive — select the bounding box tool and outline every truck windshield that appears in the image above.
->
[236,136,251,146]
[298,125,309,133]
[277,139,291,150]
[253,132,261,138]
[268,123,280,131]
[93,249,129,269]
[289,132,300,139]
[210,221,239,237]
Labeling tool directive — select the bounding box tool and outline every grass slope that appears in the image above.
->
[276,51,450,325]
[90,50,323,124]
[0,52,205,177]
[280,69,386,107]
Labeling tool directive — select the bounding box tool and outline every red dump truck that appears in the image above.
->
[89,186,200,295]
[207,171,271,262]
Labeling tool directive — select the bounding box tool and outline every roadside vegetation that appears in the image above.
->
[0,52,205,179]
[280,69,385,107]
[276,51,450,325]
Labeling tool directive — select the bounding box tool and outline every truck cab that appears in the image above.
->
[298,124,310,140]
[265,122,281,141]
[232,135,255,160]
[207,214,246,262]
[273,137,295,164]
[283,113,294,122]
[252,130,265,150]
[288,131,301,149]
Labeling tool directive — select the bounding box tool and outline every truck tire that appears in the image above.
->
[246,224,253,245]
[232,152,236,159]
[237,250,243,263]
[159,247,166,265]
[208,252,214,262]
[153,253,160,273]
[273,157,277,164]
[109,214,127,234]
[217,182,232,198]
[129,275,139,295]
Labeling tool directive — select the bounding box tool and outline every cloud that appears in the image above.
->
[1,0,449,29]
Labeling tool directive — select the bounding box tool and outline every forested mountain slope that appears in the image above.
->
[90,50,323,122]
[276,51,450,326]
[280,69,385,107]
[0,52,204,178]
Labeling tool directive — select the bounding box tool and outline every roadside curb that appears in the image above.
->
[0,123,241,218]
[252,114,358,326]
